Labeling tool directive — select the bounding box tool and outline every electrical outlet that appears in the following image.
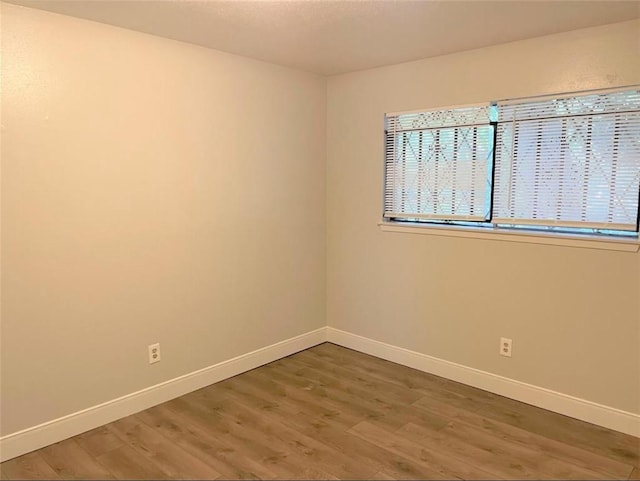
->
[500,337,512,357]
[148,343,161,364]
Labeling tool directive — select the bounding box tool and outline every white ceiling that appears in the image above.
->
[6,0,640,75]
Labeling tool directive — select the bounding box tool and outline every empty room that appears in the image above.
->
[1,0,639,479]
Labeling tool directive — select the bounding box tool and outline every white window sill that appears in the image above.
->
[379,222,640,252]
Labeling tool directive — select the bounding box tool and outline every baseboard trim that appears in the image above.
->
[326,327,640,438]
[3,326,637,462]
[0,327,328,462]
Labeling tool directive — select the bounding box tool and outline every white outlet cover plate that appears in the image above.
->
[500,337,512,357]
[148,343,161,364]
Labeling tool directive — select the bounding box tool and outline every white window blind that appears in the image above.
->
[493,90,640,231]
[384,106,495,222]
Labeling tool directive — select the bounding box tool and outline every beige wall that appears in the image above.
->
[326,20,640,414]
[1,3,326,435]
[2,2,639,439]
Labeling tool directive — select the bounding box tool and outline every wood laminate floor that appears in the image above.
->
[1,343,639,480]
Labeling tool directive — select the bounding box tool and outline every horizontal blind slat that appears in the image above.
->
[386,88,640,233]
[494,91,640,231]
[384,115,494,220]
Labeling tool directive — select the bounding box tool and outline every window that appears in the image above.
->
[384,87,640,239]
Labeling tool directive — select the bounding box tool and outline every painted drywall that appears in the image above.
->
[1,2,639,443]
[1,3,326,436]
[326,20,640,414]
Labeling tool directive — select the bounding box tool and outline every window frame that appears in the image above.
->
[382,86,640,249]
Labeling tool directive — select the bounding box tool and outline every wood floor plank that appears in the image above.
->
[398,420,610,480]
[262,357,448,432]
[474,399,640,468]
[39,438,115,479]
[168,392,322,479]
[408,379,503,415]
[412,395,634,479]
[297,468,340,480]
[2,343,637,480]
[221,381,456,479]
[349,420,499,480]
[136,404,278,480]
[293,349,426,405]
[292,351,423,406]
[154,398,294,479]
[312,343,500,402]
[205,373,364,432]
[258,361,451,433]
[165,395,296,475]
[370,470,397,480]
[108,415,221,479]
[219,366,374,429]
[95,445,170,480]
[442,418,615,479]
[183,389,377,480]
[75,425,124,458]
[0,453,60,480]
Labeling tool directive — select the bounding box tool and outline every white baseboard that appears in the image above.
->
[326,327,640,438]
[3,326,637,462]
[0,327,328,462]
